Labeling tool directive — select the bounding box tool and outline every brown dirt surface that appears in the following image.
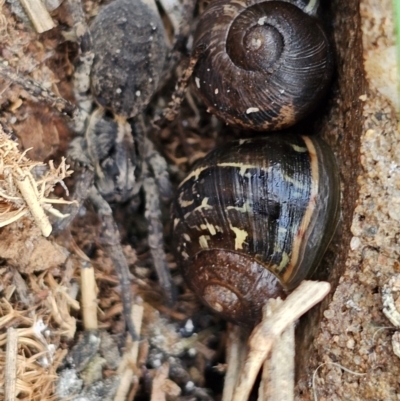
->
[296,0,400,400]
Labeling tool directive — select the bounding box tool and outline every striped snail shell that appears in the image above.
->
[192,0,333,131]
[171,134,340,325]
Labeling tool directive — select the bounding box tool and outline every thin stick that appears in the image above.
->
[232,281,331,401]
[222,324,249,401]
[127,376,140,401]
[81,262,98,331]
[5,327,18,401]
[114,303,144,401]
[0,208,28,228]
[0,61,77,117]
[150,362,169,401]
[259,299,295,401]
[18,0,55,33]
[154,44,205,127]
[14,168,52,237]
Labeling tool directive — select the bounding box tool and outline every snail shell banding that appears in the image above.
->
[171,134,340,325]
[192,0,333,131]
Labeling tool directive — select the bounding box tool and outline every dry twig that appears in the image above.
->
[114,302,145,401]
[222,324,249,401]
[151,362,170,401]
[0,299,64,401]
[5,327,18,401]
[80,262,99,331]
[18,0,55,32]
[258,299,295,401]
[0,129,74,236]
[231,281,331,401]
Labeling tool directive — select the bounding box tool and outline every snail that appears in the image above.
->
[192,0,333,131]
[171,134,340,325]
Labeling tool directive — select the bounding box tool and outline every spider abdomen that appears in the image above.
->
[90,0,167,118]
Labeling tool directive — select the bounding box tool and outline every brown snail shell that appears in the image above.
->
[192,0,333,131]
[171,134,340,325]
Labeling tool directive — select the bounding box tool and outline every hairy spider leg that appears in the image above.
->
[141,135,176,304]
[87,186,139,340]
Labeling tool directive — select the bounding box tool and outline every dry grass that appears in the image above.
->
[0,128,73,236]
[0,277,75,401]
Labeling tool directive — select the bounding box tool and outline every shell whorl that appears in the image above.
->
[193,0,333,130]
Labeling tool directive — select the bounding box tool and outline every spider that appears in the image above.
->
[52,0,187,340]
[0,0,194,340]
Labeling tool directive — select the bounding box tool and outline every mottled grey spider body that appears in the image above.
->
[59,0,175,339]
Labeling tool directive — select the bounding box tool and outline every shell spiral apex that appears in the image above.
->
[192,0,333,131]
